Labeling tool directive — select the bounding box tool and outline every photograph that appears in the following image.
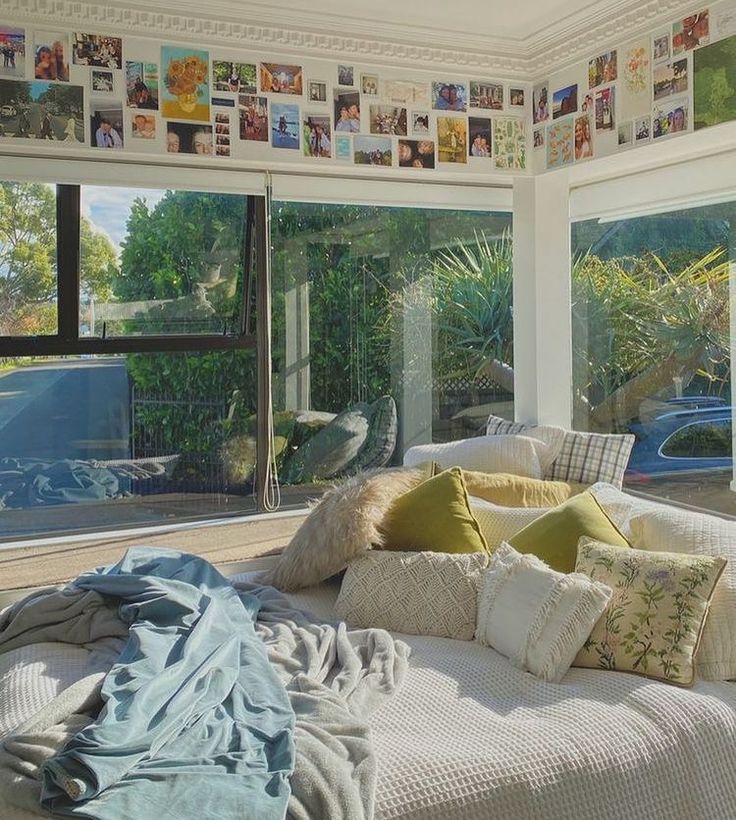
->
[581,92,594,113]
[398,138,435,168]
[635,114,651,141]
[588,50,617,88]
[653,59,688,101]
[161,47,209,121]
[673,11,710,54]
[369,104,407,135]
[546,120,574,168]
[469,80,502,110]
[620,39,651,120]
[361,74,379,95]
[215,112,229,124]
[337,64,354,86]
[384,80,428,105]
[34,32,69,81]
[432,81,467,112]
[509,88,525,107]
[212,96,235,108]
[308,80,327,102]
[694,35,736,130]
[303,113,331,157]
[0,27,25,78]
[239,95,268,141]
[126,62,158,109]
[334,90,361,132]
[617,120,634,148]
[335,134,351,161]
[270,101,300,149]
[354,135,391,165]
[90,101,124,148]
[260,63,303,95]
[595,86,615,130]
[166,121,213,154]
[131,112,155,139]
[533,127,544,148]
[412,111,430,134]
[90,68,114,94]
[214,113,231,157]
[574,113,593,159]
[0,79,83,140]
[213,61,256,94]
[437,116,467,163]
[532,82,549,123]
[468,117,491,157]
[552,83,578,119]
[493,117,525,169]
[653,32,671,63]
[72,33,122,69]
[653,98,688,138]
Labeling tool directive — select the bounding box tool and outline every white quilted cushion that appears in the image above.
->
[629,506,736,681]
[403,434,553,479]
[335,550,489,640]
[476,542,612,683]
[468,496,547,550]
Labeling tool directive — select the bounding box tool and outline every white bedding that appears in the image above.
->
[4,577,736,820]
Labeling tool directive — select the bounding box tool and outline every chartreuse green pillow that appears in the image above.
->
[380,467,488,554]
[508,490,629,573]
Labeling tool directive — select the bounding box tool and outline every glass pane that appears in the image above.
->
[271,202,513,495]
[0,180,57,336]
[571,202,735,516]
[0,351,258,540]
[79,186,248,337]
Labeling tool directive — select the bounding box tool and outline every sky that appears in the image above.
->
[81,186,166,257]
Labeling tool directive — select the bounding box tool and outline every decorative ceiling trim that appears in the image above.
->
[4,0,703,80]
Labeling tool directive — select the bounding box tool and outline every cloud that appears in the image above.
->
[81,186,165,257]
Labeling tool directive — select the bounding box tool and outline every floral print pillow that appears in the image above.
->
[574,537,725,686]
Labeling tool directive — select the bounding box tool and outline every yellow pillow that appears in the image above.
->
[508,490,629,573]
[463,471,587,508]
[381,467,488,554]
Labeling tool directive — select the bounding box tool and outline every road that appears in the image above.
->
[0,359,130,460]
[0,102,84,141]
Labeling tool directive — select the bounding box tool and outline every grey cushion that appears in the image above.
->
[351,396,398,471]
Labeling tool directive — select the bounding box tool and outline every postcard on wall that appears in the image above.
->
[437,116,467,163]
[337,64,354,86]
[161,47,209,121]
[73,33,122,69]
[166,121,212,154]
[334,134,351,161]
[361,74,379,95]
[334,90,360,132]
[653,31,671,64]
[468,117,491,157]
[493,117,525,170]
[673,11,710,54]
[620,39,651,121]
[509,88,525,107]
[90,100,124,149]
[588,50,617,89]
[34,31,70,82]
[595,86,615,130]
[308,80,327,103]
[0,27,25,78]
[369,105,407,135]
[213,62,256,94]
[215,114,231,157]
[126,62,159,110]
[303,113,331,158]
[533,127,544,148]
[653,97,688,138]
[131,112,155,139]
[574,113,593,160]
[0,79,83,141]
[653,58,688,101]
[412,111,430,134]
[532,81,549,123]
[260,63,303,95]
[617,120,634,149]
[90,68,115,95]
[270,101,300,149]
[239,94,268,141]
[694,34,736,130]
[552,83,577,119]
[354,135,391,166]
[469,80,502,110]
[432,81,467,112]
[383,80,428,106]
[635,114,651,142]
[546,120,573,168]
[398,138,435,168]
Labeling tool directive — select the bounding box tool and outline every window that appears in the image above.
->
[571,201,734,515]
[270,201,513,494]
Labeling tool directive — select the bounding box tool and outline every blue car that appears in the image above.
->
[626,398,733,479]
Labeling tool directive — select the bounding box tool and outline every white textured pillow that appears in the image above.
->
[629,506,736,681]
[475,542,612,683]
[468,496,548,550]
[335,550,489,640]
[403,434,549,479]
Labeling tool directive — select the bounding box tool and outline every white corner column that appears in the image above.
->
[512,172,572,427]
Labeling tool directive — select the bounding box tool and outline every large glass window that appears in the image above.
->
[571,202,734,515]
[270,202,513,496]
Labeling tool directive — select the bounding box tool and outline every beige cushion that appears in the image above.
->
[469,497,548,551]
[574,537,725,686]
[260,467,428,592]
[336,549,489,640]
[463,471,587,508]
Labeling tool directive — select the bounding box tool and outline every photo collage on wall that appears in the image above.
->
[0,22,528,173]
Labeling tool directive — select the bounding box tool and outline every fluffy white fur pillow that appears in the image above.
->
[403,434,552,479]
[476,542,612,683]
[260,467,426,592]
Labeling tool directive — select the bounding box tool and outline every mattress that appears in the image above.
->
[4,577,736,820]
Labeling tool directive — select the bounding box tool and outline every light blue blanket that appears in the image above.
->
[35,548,295,819]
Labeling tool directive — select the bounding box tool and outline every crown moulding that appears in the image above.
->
[4,0,702,79]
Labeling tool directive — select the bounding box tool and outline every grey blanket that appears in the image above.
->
[0,581,409,820]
